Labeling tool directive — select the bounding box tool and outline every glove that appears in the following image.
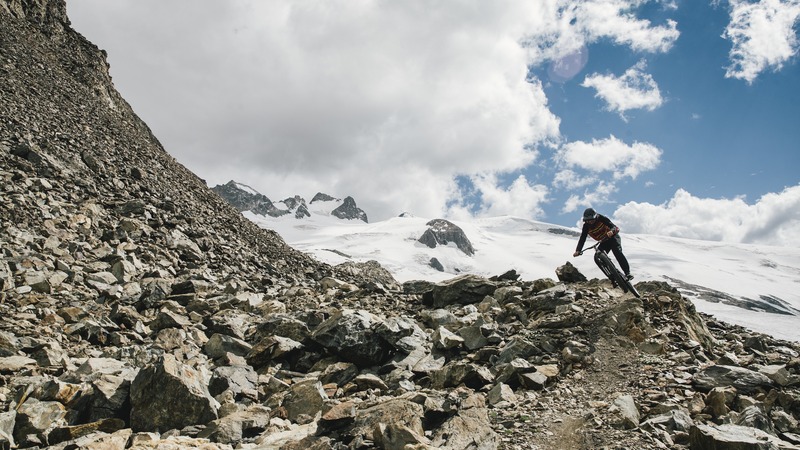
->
[606,230,614,237]
[573,251,581,257]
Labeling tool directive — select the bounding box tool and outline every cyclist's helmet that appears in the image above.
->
[583,207,597,222]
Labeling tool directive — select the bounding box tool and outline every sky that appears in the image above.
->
[66,0,800,246]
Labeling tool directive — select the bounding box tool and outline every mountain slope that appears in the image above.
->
[0,1,322,284]
[252,213,800,342]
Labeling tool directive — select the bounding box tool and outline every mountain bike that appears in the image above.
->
[577,239,640,298]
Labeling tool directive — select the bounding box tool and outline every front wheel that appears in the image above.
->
[595,251,640,298]
[619,276,640,298]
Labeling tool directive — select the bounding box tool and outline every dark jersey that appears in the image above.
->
[576,214,619,252]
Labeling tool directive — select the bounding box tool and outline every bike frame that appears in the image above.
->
[577,238,640,298]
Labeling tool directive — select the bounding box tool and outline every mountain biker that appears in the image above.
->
[572,207,633,280]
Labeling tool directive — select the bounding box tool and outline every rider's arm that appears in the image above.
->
[575,225,588,252]
[599,215,619,236]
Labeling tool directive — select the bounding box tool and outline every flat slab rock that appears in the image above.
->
[690,423,798,450]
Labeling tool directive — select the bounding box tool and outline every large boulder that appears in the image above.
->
[130,354,219,431]
[311,310,394,368]
[690,423,796,450]
[423,274,497,308]
[693,365,774,395]
[555,261,587,283]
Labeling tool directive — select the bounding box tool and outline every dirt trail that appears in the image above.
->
[494,292,656,450]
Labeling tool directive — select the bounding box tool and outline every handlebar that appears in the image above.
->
[575,237,610,256]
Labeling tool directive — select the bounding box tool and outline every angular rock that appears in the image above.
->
[424,274,497,308]
[555,261,587,283]
[130,354,219,431]
[690,423,796,450]
[209,365,258,400]
[282,380,328,423]
[13,398,67,447]
[311,310,394,368]
[204,333,252,360]
[612,394,640,429]
[417,219,474,255]
[694,365,774,395]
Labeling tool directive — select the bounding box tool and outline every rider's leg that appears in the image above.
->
[600,236,631,276]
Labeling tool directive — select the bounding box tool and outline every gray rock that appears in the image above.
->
[690,423,796,450]
[425,274,496,308]
[204,333,252,360]
[283,380,328,423]
[311,310,394,368]
[417,219,474,255]
[130,354,219,431]
[694,365,774,395]
[555,261,587,283]
[612,394,640,429]
[331,196,368,222]
[13,398,67,447]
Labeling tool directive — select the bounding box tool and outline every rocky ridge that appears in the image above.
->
[418,219,475,257]
[212,182,368,223]
[1,2,799,450]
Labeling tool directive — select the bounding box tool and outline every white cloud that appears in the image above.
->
[556,135,663,180]
[465,174,550,219]
[523,0,680,64]
[575,1,680,52]
[613,185,800,245]
[561,180,619,213]
[67,0,681,221]
[554,136,662,213]
[554,169,597,190]
[723,0,800,84]
[582,60,664,120]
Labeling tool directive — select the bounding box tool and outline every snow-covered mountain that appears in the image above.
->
[246,210,800,342]
[211,181,368,222]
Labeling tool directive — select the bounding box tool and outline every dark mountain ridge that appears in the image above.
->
[212,181,368,222]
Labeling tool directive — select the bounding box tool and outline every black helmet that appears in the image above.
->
[582,207,597,221]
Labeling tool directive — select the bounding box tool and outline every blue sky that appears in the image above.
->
[535,0,800,228]
[67,0,800,245]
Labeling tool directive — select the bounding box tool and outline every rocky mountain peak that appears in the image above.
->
[310,192,337,203]
[331,196,368,223]
[418,218,475,256]
[213,183,369,223]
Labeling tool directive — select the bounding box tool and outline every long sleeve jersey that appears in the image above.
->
[575,214,619,252]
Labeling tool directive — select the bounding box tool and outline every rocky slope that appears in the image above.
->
[1,2,799,450]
